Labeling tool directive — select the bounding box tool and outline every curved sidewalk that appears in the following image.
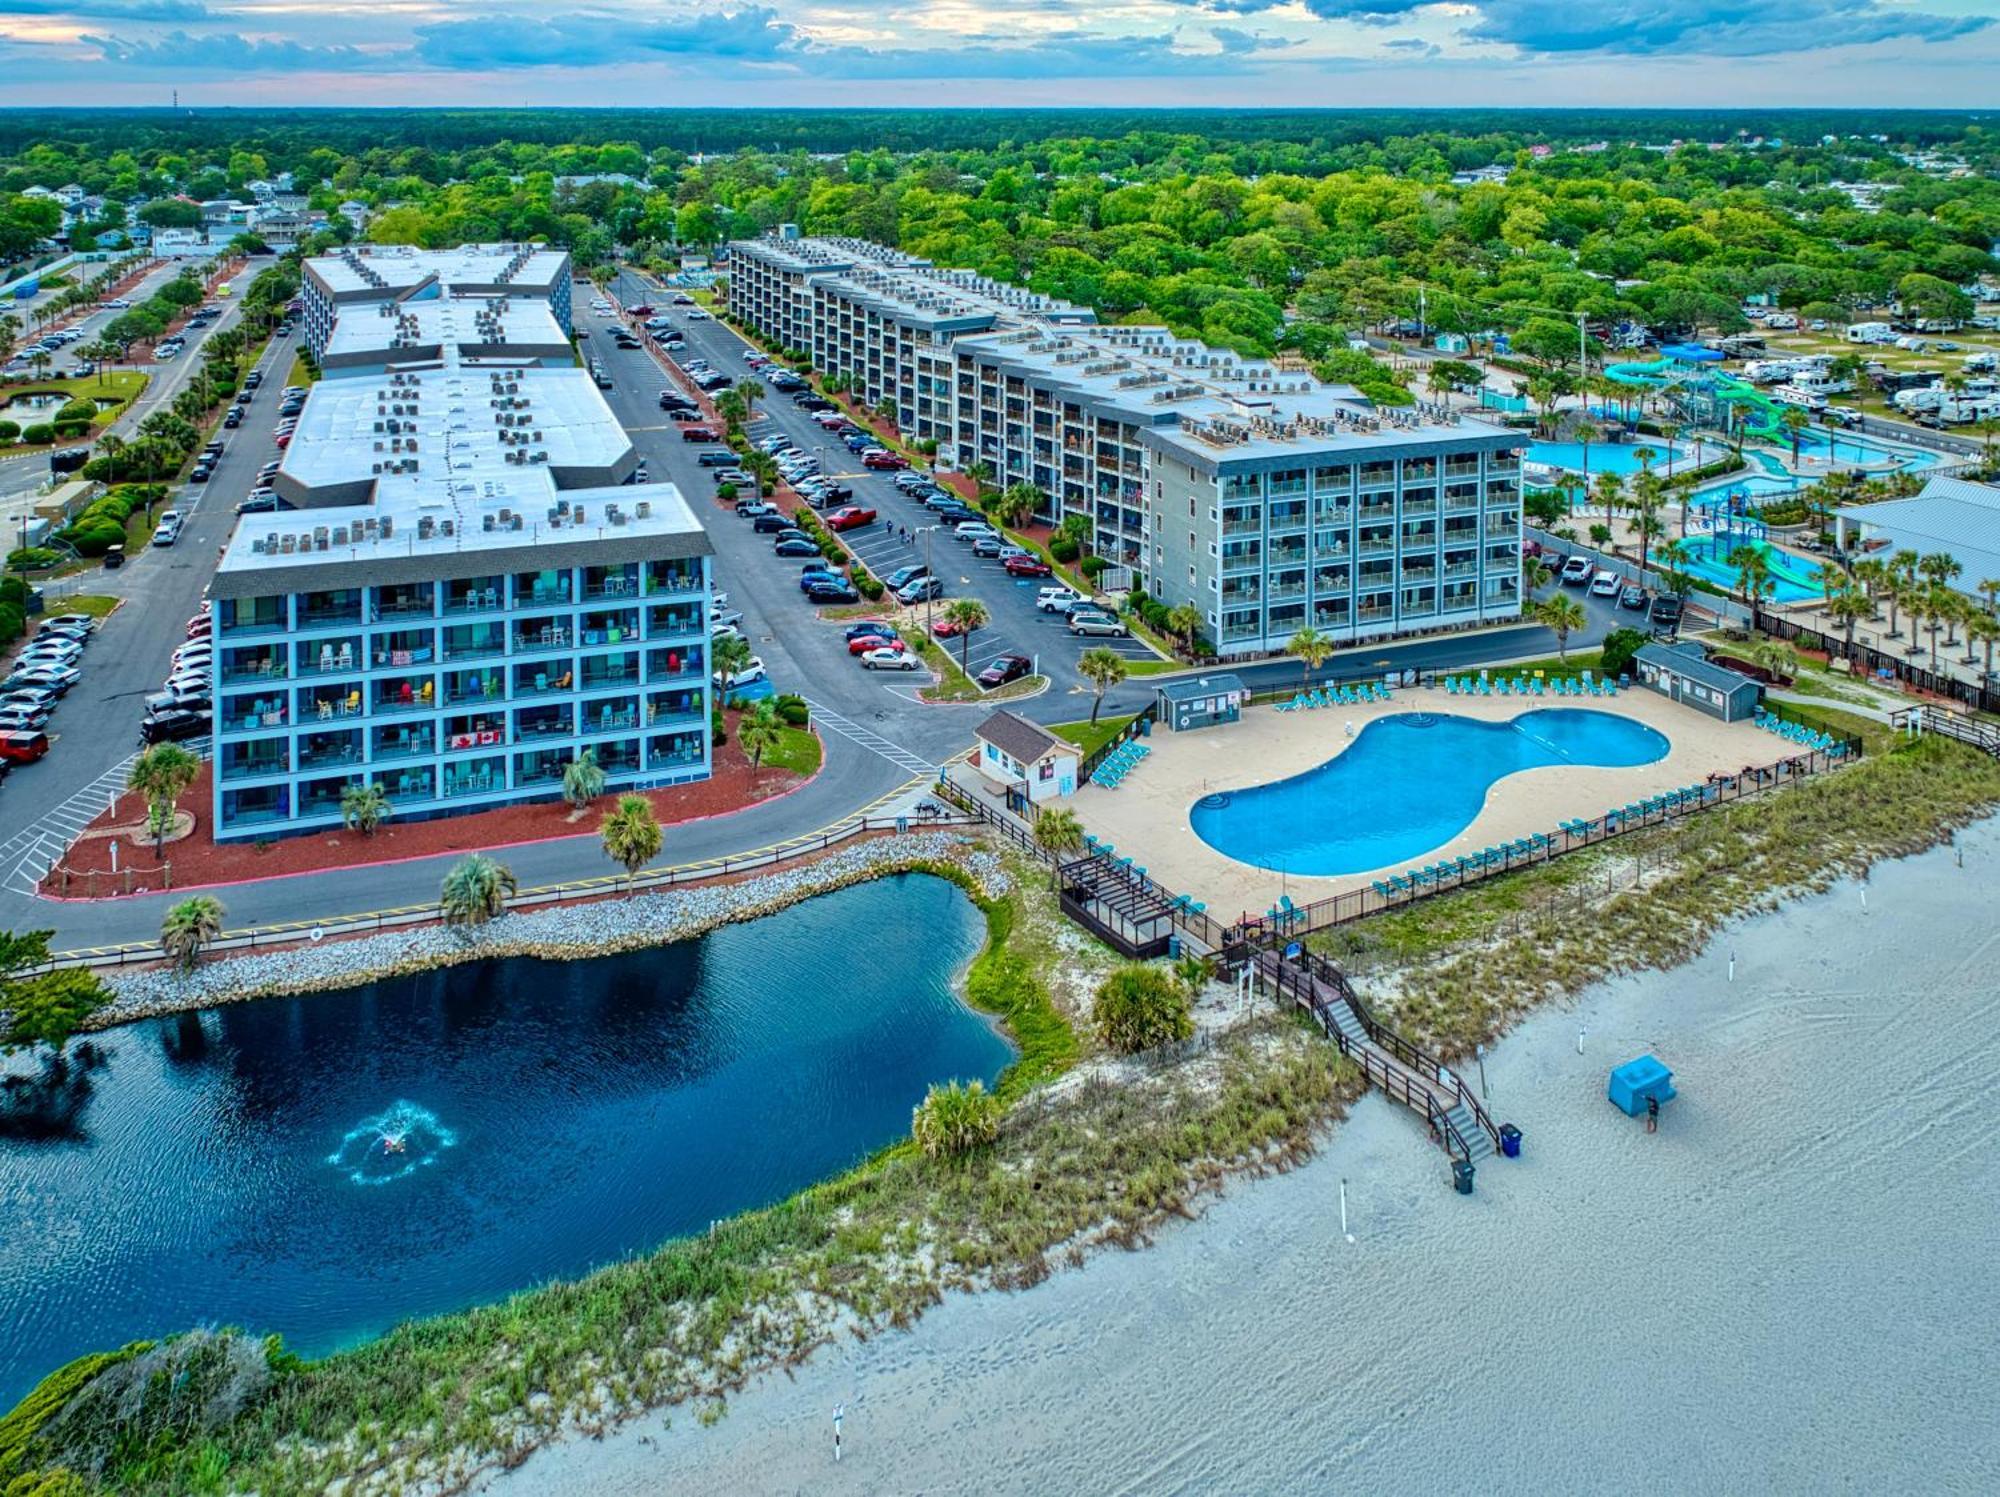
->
[4,732,914,953]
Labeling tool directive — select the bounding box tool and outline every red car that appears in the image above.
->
[932,615,980,639]
[1002,554,1052,578]
[626,304,654,317]
[824,505,878,531]
[847,633,903,656]
[861,450,908,471]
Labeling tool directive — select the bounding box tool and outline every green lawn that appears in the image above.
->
[1050,713,1137,758]
[0,371,149,440]
[763,724,823,776]
[286,351,318,389]
[44,593,118,620]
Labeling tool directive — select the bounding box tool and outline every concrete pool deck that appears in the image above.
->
[1073,685,1776,921]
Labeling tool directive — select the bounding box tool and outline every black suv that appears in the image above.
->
[1649,595,1684,632]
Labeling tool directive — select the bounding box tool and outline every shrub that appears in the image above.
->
[711,708,727,747]
[0,601,22,643]
[1091,962,1194,1053]
[51,421,90,441]
[911,1079,1002,1159]
[53,399,95,426]
[1079,555,1109,579]
[854,571,884,601]
[773,693,809,727]
[1599,626,1650,680]
[1049,535,1080,563]
[63,521,125,556]
[0,420,18,441]
[6,547,59,571]
[19,423,53,445]
[716,482,737,502]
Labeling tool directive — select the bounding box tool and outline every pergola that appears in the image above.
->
[1058,854,1177,958]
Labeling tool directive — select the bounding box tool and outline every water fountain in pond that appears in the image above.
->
[326,1100,456,1186]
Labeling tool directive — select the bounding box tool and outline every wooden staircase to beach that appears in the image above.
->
[1893,705,2000,759]
[1257,948,1503,1176]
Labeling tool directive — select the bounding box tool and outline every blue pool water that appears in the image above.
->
[1677,536,1825,603]
[1190,710,1669,877]
[1528,441,1686,475]
[0,874,1010,1404]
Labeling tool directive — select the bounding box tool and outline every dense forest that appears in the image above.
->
[4,109,1997,365]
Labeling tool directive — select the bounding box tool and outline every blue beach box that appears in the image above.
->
[1608,1055,1676,1118]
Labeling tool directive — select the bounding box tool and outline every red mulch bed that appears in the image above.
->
[44,723,814,893]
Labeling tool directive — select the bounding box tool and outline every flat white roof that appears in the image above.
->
[306,243,569,299]
[321,297,568,363]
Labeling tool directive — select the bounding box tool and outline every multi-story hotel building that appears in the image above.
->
[209,252,711,842]
[727,232,1524,657]
[298,244,574,361]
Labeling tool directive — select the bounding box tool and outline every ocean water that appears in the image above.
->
[0,874,1011,1404]
[493,820,2000,1496]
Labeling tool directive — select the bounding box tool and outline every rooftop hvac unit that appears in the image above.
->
[439,519,453,536]
[635,501,651,519]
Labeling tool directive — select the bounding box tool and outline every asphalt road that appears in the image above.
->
[0,273,1623,947]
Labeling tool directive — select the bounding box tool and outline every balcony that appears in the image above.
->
[370,733,434,763]
[1357,542,1396,559]
[511,626,573,655]
[299,741,362,773]
[443,585,504,616]
[1357,605,1394,623]
[220,755,290,783]
[221,657,287,686]
[1358,503,1396,523]
[220,706,288,736]
[219,608,287,639]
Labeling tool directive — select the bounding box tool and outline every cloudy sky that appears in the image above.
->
[2,0,1997,107]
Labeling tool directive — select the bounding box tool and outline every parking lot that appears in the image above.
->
[597,271,1167,706]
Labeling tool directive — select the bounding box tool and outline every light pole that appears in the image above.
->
[914,524,940,635]
[1475,1042,1489,1101]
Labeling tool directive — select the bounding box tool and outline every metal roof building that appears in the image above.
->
[1836,476,2000,599]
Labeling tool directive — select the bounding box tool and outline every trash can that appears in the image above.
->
[1452,1159,1475,1195]
[1137,716,1152,737]
[1499,1123,1522,1159]
[1167,933,1181,959]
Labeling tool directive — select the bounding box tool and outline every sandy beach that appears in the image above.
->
[484,817,2000,1497]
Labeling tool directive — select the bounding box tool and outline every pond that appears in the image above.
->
[0,873,1011,1404]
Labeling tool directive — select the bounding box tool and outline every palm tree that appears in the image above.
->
[1033,805,1085,886]
[1523,557,1553,596]
[439,854,517,930]
[1979,577,2000,622]
[1751,639,1797,684]
[1077,645,1128,725]
[562,746,605,812]
[710,631,754,689]
[1657,539,1695,601]
[733,377,765,421]
[599,794,662,889]
[160,895,225,971]
[1533,594,1587,664]
[340,781,390,835]
[940,597,989,675]
[1826,585,1872,661]
[1593,470,1625,527]
[127,743,200,854]
[1573,419,1600,492]
[736,700,783,779]
[713,389,746,431]
[1284,624,1333,690]
[1165,602,1203,655]
[1632,446,1658,481]
[1659,421,1682,480]
[1779,405,1812,467]
[1630,475,1665,579]
[990,482,1042,530]
[1728,545,1774,631]
[1967,609,2000,683]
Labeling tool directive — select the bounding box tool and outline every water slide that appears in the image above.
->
[1711,374,1788,442]
[1602,358,1679,389]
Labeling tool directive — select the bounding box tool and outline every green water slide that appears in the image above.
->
[1602,358,1679,388]
[1712,373,1787,441]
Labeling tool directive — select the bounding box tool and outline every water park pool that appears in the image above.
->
[0,874,1012,1404]
[1189,710,1669,877]
[1674,536,1825,603]
[1528,441,1686,475]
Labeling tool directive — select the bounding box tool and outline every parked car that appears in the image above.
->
[1002,554,1054,578]
[145,686,210,716]
[861,450,908,470]
[752,512,795,534]
[680,426,720,442]
[1650,595,1685,631]
[824,506,877,532]
[848,633,902,656]
[6,664,79,696]
[140,709,211,745]
[897,577,945,604]
[970,535,1004,559]
[1561,556,1595,585]
[954,522,998,543]
[1068,612,1128,637]
[1619,585,1648,611]
[977,654,1034,689]
[932,614,980,639]
[714,657,766,692]
[0,730,49,763]
[1589,570,1622,598]
[862,647,922,671]
[804,580,860,605]
[1037,586,1087,612]
[774,537,820,557]
[884,565,930,593]
[0,703,52,731]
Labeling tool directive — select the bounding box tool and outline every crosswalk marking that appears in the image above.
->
[801,700,937,777]
[0,754,140,896]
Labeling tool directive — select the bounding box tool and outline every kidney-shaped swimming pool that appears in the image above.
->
[1189,709,1670,877]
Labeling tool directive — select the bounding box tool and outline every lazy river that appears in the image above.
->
[0,873,1012,1404]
